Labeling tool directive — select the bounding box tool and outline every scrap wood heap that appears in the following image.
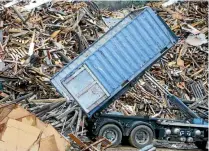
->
[0,0,208,145]
[112,1,208,120]
[0,1,107,137]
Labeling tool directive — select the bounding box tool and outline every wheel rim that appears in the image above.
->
[135,130,149,144]
[102,129,118,143]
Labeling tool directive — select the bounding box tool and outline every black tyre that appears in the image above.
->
[98,124,122,147]
[129,125,154,148]
[195,141,207,151]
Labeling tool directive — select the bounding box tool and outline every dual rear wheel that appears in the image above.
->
[98,124,122,147]
[98,124,153,148]
[129,125,154,148]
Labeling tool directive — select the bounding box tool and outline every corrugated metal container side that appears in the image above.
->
[51,9,134,101]
[51,7,178,117]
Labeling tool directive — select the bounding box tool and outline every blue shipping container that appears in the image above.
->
[51,7,178,117]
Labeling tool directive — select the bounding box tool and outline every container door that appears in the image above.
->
[61,65,110,114]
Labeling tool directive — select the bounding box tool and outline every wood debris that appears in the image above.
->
[113,1,208,120]
[0,1,106,147]
[0,1,208,150]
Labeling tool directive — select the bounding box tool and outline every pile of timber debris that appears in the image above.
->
[112,1,208,121]
[0,1,208,146]
[0,1,108,137]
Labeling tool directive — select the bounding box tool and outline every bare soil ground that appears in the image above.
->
[106,146,201,151]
